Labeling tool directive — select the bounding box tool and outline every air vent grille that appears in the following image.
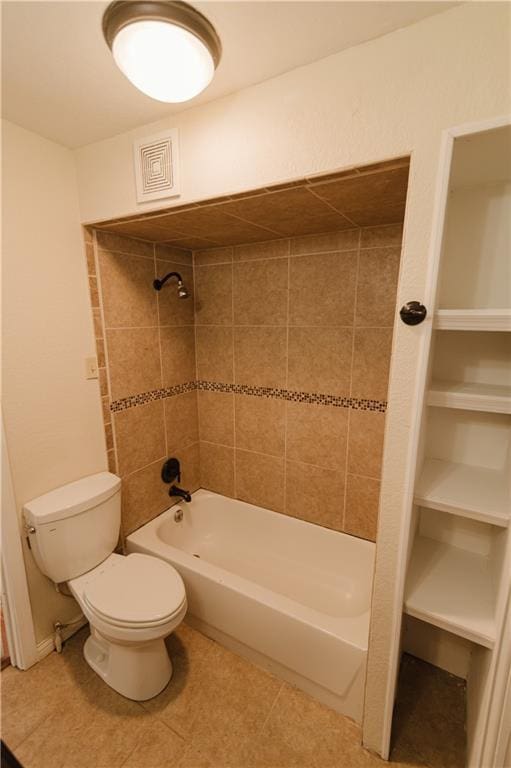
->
[133,129,180,203]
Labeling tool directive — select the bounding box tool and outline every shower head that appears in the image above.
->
[153,271,190,299]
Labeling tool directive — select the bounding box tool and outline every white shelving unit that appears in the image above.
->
[434,309,511,331]
[404,535,497,648]
[414,458,510,527]
[398,122,511,768]
[427,381,511,414]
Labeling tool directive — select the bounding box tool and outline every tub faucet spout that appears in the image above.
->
[169,485,191,503]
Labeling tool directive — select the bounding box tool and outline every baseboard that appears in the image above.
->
[36,614,88,662]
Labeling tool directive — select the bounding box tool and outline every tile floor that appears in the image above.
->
[1,624,465,768]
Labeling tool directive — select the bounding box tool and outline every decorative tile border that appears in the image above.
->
[110,381,386,413]
[110,381,197,412]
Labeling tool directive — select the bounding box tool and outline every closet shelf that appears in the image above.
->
[427,380,511,414]
[404,535,496,648]
[414,458,510,527]
[434,309,511,331]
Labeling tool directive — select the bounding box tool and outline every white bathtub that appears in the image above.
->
[126,489,375,722]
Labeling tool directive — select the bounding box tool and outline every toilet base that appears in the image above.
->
[84,628,173,701]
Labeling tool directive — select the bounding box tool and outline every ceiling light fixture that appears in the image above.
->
[102,1,222,103]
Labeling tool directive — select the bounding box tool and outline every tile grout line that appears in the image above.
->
[231,250,237,498]
[342,228,362,531]
[155,241,168,459]
[283,239,291,515]
[192,248,202,487]
[259,682,286,735]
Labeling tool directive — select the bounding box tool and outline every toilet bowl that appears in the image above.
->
[23,472,187,702]
[68,552,187,700]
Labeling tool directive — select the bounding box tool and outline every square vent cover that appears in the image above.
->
[133,129,180,203]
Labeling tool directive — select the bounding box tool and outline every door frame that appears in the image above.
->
[1,417,38,669]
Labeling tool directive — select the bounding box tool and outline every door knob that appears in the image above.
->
[400,301,427,326]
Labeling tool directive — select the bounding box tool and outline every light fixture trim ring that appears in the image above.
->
[102,0,222,68]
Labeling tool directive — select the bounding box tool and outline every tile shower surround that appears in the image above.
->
[86,222,402,542]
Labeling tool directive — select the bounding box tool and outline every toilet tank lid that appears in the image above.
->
[23,472,121,525]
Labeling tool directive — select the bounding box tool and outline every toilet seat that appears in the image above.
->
[83,553,186,629]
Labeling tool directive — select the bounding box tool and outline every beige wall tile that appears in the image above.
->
[98,250,157,328]
[290,228,359,255]
[92,307,103,337]
[156,262,194,326]
[96,230,154,258]
[287,327,352,396]
[351,328,393,401]
[96,336,106,368]
[195,263,233,325]
[194,246,233,266]
[289,251,357,326]
[104,421,114,451]
[235,395,285,457]
[122,459,170,535]
[234,239,289,262]
[234,327,287,388]
[235,449,285,512]
[348,410,385,478]
[360,223,403,249]
[114,400,166,476]
[156,243,192,266]
[89,276,99,307]
[102,395,110,423]
[233,259,288,326]
[160,326,196,387]
[164,391,199,452]
[106,328,161,400]
[175,442,201,494]
[344,473,380,541]
[85,243,95,275]
[355,248,400,327]
[98,367,108,397]
[285,461,344,531]
[107,449,117,474]
[196,326,234,382]
[286,402,348,470]
[200,442,235,496]
[197,390,234,446]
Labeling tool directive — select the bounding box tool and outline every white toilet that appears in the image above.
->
[23,472,187,701]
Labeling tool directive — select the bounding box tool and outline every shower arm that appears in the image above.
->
[153,272,183,291]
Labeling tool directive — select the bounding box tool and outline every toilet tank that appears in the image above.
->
[23,472,121,584]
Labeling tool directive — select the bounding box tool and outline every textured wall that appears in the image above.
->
[2,120,107,645]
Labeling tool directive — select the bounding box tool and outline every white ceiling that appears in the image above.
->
[1,1,457,149]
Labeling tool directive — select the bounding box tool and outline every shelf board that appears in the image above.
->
[435,309,511,331]
[404,535,496,648]
[414,458,510,527]
[427,380,511,414]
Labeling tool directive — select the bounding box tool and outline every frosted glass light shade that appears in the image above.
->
[112,20,215,103]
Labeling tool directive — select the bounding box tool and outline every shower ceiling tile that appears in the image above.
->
[164,236,221,250]
[93,158,410,248]
[311,165,409,225]
[222,186,354,236]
